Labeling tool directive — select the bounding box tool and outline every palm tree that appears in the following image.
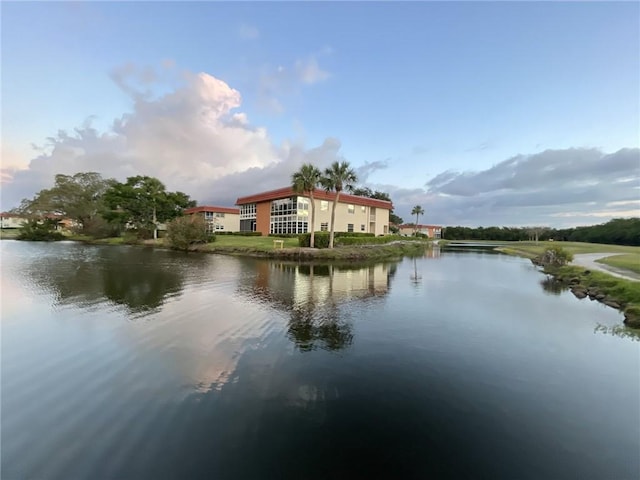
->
[291,163,322,248]
[411,205,425,235]
[321,161,358,248]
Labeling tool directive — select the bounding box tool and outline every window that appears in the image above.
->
[320,200,329,211]
[361,206,366,213]
[215,212,225,218]
[215,224,224,230]
[347,204,355,214]
[240,204,256,219]
[347,224,354,233]
[361,224,365,231]
[269,197,309,234]
[320,222,328,232]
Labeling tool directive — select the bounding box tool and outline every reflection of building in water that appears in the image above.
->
[250,262,392,309]
[424,244,441,259]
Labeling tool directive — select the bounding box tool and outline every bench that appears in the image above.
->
[273,239,284,249]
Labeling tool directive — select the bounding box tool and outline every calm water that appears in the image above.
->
[1,241,638,479]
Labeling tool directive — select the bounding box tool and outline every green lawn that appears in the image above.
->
[495,241,640,258]
[211,235,299,250]
[596,254,640,275]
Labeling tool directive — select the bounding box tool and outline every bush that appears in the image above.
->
[336,235,402,246]
[166,216,212,251]
[535,246,574,267]
[299,232,401,248]
[216,231,262,236]
[17,219,65,241]
[268,233,300,238]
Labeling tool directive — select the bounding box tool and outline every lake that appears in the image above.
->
[1,241,638,479]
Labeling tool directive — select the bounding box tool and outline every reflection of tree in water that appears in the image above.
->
[594,324,640,342]
[287,301,353,352]
[24,245,195,315]
[540,276,567,295]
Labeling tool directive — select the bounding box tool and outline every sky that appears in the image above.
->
[1,1,639,227]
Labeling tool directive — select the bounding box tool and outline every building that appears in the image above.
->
[399,224,442,238]
[184,206,240,233]
[0,213,26,229]
[235,187,391,236]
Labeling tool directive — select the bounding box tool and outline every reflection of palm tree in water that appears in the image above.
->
[410,257,422,285]
[287,264,353,351]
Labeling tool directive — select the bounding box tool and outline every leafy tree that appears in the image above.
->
[166,215,213,251]
[292,163,322,248]
[411,205,425,234]
[320,161,358,248]
[17,172,114,230]
[103,176,195,239]
[17,218,65,241]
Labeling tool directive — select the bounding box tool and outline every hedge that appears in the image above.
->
[298,232,401,248]
[216,231,262,236]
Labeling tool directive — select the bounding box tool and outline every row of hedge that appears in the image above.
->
[215,231,262,236]
[298,232,402,248]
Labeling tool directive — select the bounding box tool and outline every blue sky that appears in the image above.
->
[2,1,639,226]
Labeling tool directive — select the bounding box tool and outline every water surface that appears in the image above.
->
[2,241,638,479]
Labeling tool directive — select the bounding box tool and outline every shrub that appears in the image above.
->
[166,215,212,251]
[216,231,262,236]
[17,219,65,241]
[535,246,574,267]
[298,232,330,248]
[336,235,402,246]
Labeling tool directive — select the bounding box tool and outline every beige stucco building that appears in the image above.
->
[398,224,442,238]
[235,187,392,236]
[0,213,26,229]
[184,206,240,233]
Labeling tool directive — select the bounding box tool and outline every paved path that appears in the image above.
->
[571,253,640,282]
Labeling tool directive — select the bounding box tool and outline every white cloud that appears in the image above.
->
[0,64,342,209]
[295,57,330,85]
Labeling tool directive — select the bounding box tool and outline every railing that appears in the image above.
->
[369,215,376,222]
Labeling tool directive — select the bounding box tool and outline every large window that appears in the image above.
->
[270,196,309,234]
[347,204,355,214]
[240,204,256,219]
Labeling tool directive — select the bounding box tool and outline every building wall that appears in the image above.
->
[399,225,442,238]
[187,211,240,232]
[309,198,389,236]
[0,216,26,229]
[256,202,270,235]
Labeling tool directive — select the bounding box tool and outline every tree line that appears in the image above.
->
[14,172,195,240]
[443,218,640,246]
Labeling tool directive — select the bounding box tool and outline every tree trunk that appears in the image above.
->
[152,204,158,240]
[329,191,339,248]
[309,191,316,248]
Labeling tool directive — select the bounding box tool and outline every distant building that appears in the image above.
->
[235,187,392,236]
[184,206,240,233]
[398,224,442,238]
[0,213,26,229]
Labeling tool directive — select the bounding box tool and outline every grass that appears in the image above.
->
[596,254,640,275]
[495,241,640,258]
[0,229,20,239]
[212,235,299,250]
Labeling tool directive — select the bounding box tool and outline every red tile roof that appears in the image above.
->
[185,206,240,215]
[236,187,393,210]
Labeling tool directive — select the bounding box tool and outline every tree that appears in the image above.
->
[17,172,114,230]
[166,215,213,251]
[320,161,358,248]
[103,176,196,239]
[411,205,425,234]
[292,163,322,248]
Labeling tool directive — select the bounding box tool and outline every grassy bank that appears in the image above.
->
[68,234,428,262]
[495,240,639,258]
[0,229,20,239]
[596,254,640,275]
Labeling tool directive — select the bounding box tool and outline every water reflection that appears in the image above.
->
[19,244,199,315]
[540,275,568,295]
[238,262,396,351]
[594,324,640,341]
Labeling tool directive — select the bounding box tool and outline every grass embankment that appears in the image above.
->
[69,234,429,262]
[596,254,640,275]
[0,229,20,239]
[496,241,640,328]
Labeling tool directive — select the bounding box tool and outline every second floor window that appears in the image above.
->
[347,204,355,214]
